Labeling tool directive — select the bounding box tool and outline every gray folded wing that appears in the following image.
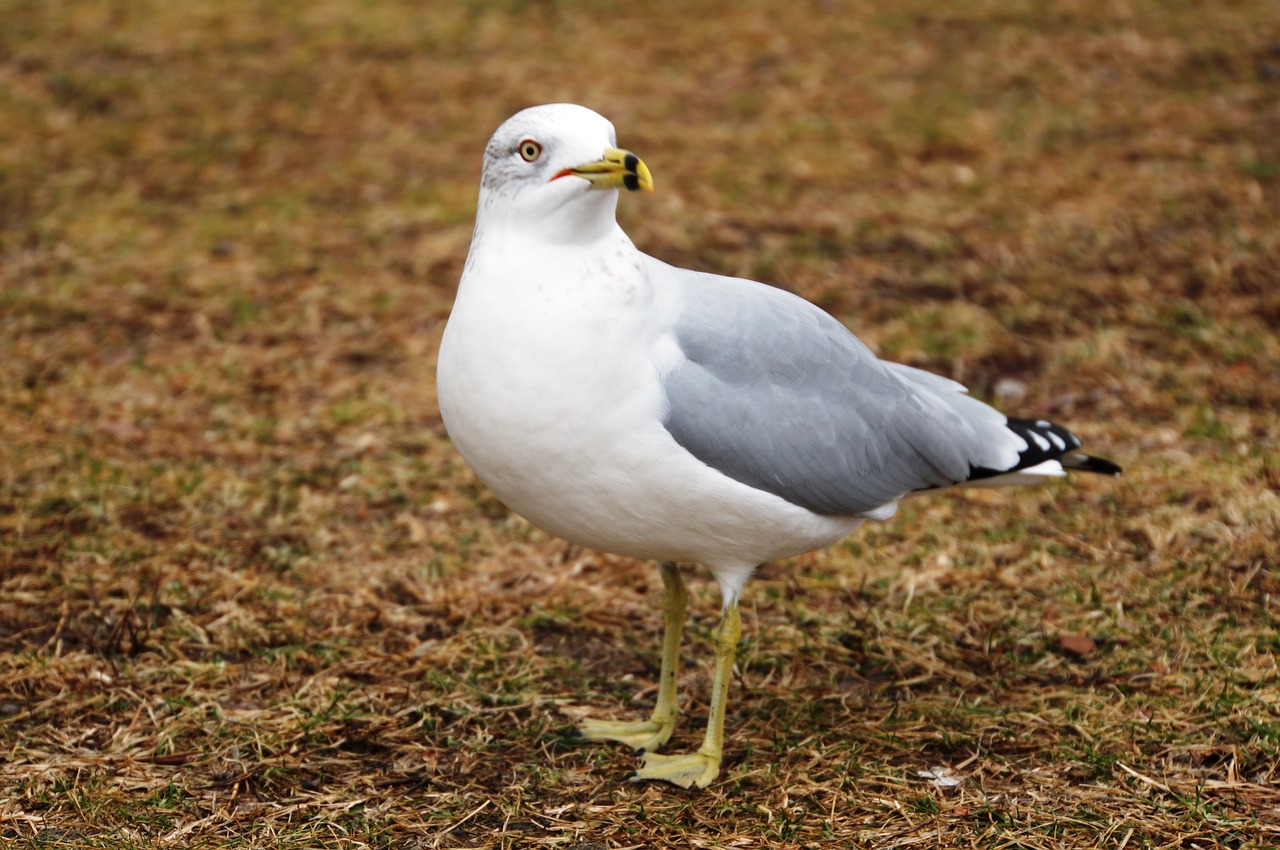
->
[659,269,1023,517]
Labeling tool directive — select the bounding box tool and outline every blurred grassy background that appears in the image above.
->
[2,1,1278,847]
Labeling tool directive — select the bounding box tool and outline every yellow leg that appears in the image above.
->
[632,601,741,789]
[576,562,686,752]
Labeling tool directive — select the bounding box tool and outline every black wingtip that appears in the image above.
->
[1063,454,1123,476]
[967,418,1121,483]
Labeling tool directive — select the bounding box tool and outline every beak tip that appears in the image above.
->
[573,148,654,193]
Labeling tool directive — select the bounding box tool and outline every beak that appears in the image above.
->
[555,147,654,192]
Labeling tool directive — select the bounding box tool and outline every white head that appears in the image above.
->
[475,104,653,242]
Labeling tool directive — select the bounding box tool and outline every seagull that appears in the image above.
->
[436,103,1120,789]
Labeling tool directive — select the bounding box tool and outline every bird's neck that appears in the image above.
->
[476,187,621,245]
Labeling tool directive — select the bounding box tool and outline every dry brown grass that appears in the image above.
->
[2,0,1279,847]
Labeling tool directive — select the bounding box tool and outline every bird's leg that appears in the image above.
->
[576,562,686,753]
[631,599,741,789]
[649,561,687,739]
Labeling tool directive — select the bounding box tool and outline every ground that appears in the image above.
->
[1,0,1279,847]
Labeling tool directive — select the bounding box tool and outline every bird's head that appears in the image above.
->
[475,104,653,241]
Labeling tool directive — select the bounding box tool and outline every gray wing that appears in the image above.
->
[659,268,1022,517]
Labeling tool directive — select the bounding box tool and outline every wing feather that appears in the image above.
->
[657,265,1024,516]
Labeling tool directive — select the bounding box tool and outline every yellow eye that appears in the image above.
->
[518,139,542,162]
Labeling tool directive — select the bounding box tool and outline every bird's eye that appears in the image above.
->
[518,139,542,162]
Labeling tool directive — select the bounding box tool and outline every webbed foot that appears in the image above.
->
[575,715,675,753]
[630,749,721,789]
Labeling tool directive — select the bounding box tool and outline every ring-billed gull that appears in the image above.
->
[436,103,1121,789]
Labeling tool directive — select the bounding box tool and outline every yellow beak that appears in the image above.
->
[558,147,654,192]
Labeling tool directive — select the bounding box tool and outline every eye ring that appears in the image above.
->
[518,139,542,162]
